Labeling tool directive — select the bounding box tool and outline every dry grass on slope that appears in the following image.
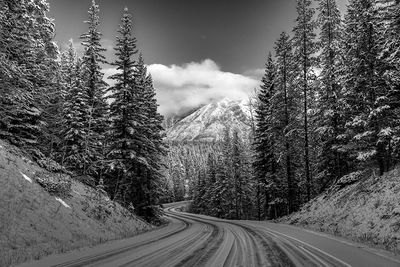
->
[284,168,400,254]
[0,139,152,267]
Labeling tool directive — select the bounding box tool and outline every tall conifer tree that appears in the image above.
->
[376,0,400,163]
[80,0,108,176]
[293,0,318,201]
[275,32,299,213]
[342,0,389,175]
[253,53,277,219]
[316,0,346,189]
[107,7,139,202]
[59,43,91,172]
[0,0,58,147]
[132,55,166,218]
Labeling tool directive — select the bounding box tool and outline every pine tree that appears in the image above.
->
[144,72,165,159]
[80,0,108,177]
[134,55,165,220]
[315,0,347,190]
[60,40,79,90]
[203,127,231,218]
[130,55,161,216]
[0,0,58,147]
[107,8,165,220]
[59,43,92,173]
[232,129,249,219]
[202,153,217,214]
[23,0,59,151]
[376,0,400,165]
[253,53,277,220]
[107,7,139,202]
[274,32,299,213]
[191,170,208,213]
[342,0,389,175]
[293,0,318,201]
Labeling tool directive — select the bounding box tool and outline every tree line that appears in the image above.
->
[163,141,217,202]
[0,0,165,222]
[189,0,400,220]
[189,129,254,219]
[254,0,400,218]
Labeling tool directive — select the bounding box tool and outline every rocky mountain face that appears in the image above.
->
[166,98,253,142]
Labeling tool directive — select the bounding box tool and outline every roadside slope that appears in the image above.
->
[283,168,400,253]
[0,139,152,266]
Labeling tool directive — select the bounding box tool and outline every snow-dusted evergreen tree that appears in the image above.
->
[59,43,92,173]
[132,55,166,219]
[144,72,166,161]
[60,41,79,89]
[107,7,139,202]
[292,0,318,201]
[107,8,165,220]
[232,129,250,219]
[375,0,400,163]
[315,0,347,190]
[342,0,389,175]
[189,130,254,220]
[274,32,299,213]
[0,0,58,147]
[253,53,277,219]
[191,169,209,214]
[201,153,218,214]
[80,0,108,177]
[214,127,234,218]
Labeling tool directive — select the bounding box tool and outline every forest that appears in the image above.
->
[188,0,400,220]
[0,0,166,222]
[1,0,400,223]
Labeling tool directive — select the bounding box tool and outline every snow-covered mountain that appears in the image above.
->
[166,98,253,142]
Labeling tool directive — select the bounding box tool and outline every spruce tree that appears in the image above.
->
[253,53,277,219]
[202,153,217,214]
[293,0,318,201]
[376,0,400,164]
[342,0,389,175]
[0,0,58,147]
[80,0,108,177]
[107,7,140,203]
[135,55,166,219]
[232,129,246,219]
[315,0,347,190]
[107,8,165,220]
[274,32,299,213]
[59,44,91,173]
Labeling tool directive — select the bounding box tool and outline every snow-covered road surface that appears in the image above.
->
[19,202,400,267]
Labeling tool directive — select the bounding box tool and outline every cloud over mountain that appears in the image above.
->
[148,59,260,116]
[103,59,260,117]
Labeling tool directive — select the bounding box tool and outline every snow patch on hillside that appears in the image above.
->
[55,197,71,209]
[20,172,32,183]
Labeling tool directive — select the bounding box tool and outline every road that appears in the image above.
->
[19,202,400,267]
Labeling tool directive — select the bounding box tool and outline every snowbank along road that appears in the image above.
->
[19,202,400,267]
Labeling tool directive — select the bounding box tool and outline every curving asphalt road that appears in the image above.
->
[19,202,400,267]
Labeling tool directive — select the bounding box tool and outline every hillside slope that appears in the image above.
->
[0,139,152,267]
[166,98,253,142]
[283,169,400,253]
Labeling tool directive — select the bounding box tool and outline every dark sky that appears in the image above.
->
[48,0,349,116]
[48,0,348,74]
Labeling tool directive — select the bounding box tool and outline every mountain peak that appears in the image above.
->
[166,98,252,142]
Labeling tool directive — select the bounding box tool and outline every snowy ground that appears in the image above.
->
[282,168,400,254]
[0,139,152,266]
